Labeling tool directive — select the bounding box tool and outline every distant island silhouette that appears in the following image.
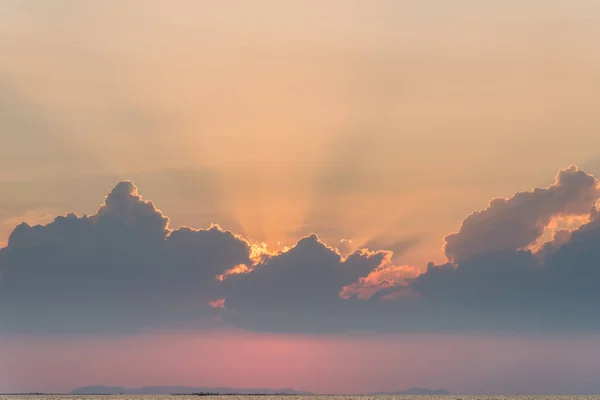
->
[71,386,314,395]
[71,385,449,396]
[369,388,450,395]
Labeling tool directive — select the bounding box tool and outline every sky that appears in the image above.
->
[1,0,600,395]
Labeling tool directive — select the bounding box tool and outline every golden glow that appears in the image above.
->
[340,250,420,300]
[216,241,294,281]
[250,243,271,263]
[528,214,591,253]
[216,264,252,282]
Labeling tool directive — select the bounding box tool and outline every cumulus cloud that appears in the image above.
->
[91,181,170,235]
[444,165,600,262]
[403,179,600,331]
[221,234,389,332]
[0,182,251,333]
[0,183,393,334]
[3,166,600,334]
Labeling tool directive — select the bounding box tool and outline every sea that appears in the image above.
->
[1,396,599,400]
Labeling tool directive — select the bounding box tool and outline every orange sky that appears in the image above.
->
[2,0,600,267]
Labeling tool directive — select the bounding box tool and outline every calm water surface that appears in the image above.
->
[1,396,599,400]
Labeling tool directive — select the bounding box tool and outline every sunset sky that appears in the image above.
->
[2,0,600,395]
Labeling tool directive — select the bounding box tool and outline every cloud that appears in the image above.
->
[543,205,600,315]
[0,182,392,334]
[444,165,600,262]
[0,182,252,333]
[3,166,600,334]
[405,204,600,332]
[221,234,387,332]
[91,181,170,236]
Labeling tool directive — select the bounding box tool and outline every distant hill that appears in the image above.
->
[369,387,450,395]
[71,385,314,395]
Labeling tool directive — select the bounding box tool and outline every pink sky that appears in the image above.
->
[2,331,600,395]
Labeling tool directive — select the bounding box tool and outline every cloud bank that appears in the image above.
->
[2,165,600,334]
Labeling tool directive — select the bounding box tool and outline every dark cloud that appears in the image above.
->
[222,235,391,332]
[3,166,600,334]
[544,207,600,313]
[444,165,600,262]
[404,204,600,332]
[398,167,600,332]
[0,182,251,334]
